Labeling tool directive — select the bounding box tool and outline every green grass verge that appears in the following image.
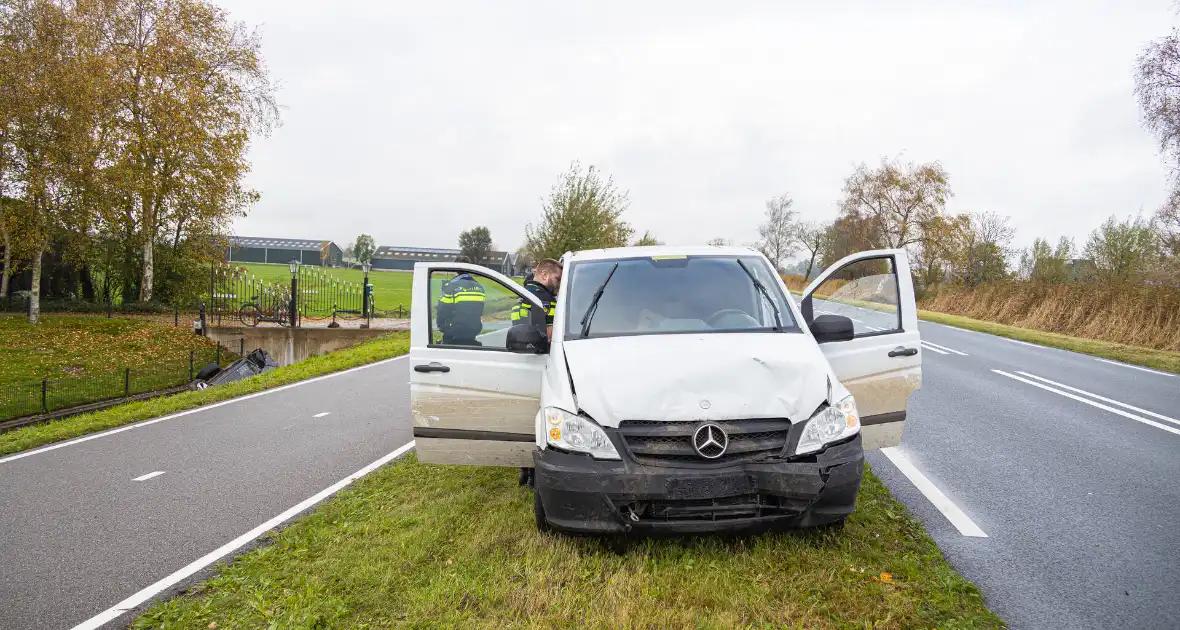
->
[134,456,1002,629]
[0,332,409,458]
[917,310,1180,374]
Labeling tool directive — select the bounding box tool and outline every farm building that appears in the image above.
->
[226,236,343,267]
[372,246,520,275]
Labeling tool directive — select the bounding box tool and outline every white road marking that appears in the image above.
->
[313,412,331,418]
[880,447,988,538]
[1000,337,1044,349]
[865,325,885,332]
[132,471,165,482]
[921,340,969,356]
[993,370,1180,437]
[1093,358,1179,379]
[0,355,409,466]
[1014,371,1180,428]
[920,342,950,355]
[72,440,416,630]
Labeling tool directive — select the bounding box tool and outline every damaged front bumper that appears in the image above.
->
[533,435,864,535]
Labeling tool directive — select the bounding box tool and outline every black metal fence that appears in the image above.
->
[207,261,371,327]
[0,345,232,424]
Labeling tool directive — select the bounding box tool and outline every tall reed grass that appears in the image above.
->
[919,281,1180,351]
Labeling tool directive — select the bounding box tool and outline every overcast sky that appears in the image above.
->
[221,0,1175,258]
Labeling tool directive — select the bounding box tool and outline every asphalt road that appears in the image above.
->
[2,313,1178,629]
[814,298,1180,630]
[0,356,413,630]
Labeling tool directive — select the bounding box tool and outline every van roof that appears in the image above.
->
[564,245,762,263]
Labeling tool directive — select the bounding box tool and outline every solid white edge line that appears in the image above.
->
[1014,371,1180,427]
[312,412,331,418]
[920,342,950,355]
[132,471,165,482]
[72,440,417,630]
[880,447,987,537]
[0,355,409,466]
[921,340,969,356]
[1093,357,1179,378]
[993,370,1180,437]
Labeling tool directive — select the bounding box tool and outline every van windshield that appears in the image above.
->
[563,255,799,339]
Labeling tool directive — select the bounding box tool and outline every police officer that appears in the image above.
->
[436,256,486,346]
[512,258,562,340]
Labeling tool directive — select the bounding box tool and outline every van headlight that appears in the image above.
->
[795,395,860,455]
[544,407,621,460]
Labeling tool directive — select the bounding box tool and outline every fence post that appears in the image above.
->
[174,306,179,327]
[216,341,221,366]
[239,338,244,356]
[189,350,195,381]
[124,368,130,398]
[41,379,48,413]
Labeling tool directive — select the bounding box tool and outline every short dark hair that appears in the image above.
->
[454,255,472,264]
[535,258,562,275]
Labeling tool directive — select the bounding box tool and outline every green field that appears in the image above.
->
[238,263,524,315]
[238,263,414,313]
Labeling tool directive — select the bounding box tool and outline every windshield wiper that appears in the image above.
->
[736,258,783,331]
[579,262,619,338]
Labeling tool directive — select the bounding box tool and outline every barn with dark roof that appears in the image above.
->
[226,236,343,267]
[372,246,519,275]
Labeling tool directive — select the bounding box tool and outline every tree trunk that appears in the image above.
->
[81,264,95,300]
[139,236,154,302]
[1,224,10,301]
[805,252,818,280]
[29,248,43,324]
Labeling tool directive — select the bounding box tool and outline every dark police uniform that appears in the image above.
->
[437,273,485,345]
[511,280,556,331]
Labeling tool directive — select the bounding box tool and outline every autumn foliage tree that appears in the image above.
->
[0,0,277,321]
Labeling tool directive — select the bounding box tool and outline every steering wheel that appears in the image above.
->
[706,308,756,328]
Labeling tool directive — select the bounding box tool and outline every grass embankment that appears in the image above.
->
[135,456,1002,629]
[0,315,216,388]
[0,315,226,421]
[0,332,409,457]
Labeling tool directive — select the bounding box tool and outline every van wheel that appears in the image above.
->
[533,489,551,533]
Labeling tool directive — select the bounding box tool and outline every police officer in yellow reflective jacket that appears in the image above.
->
[512,258,562,340]
[437,256,486,346]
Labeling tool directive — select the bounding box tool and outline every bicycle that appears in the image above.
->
[238,295,289,327]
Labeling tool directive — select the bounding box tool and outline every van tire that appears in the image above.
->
[533,489,551,533]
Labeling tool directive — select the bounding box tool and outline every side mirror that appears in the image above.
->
[506,323,549,354]
[811,314,854,343]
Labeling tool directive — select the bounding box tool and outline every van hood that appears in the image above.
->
[560,334,830,427]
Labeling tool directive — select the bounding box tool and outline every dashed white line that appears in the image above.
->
[920,342,950,355]
[993,370,1180,437]
[313,412,331,418]
[132,471,165,482]
[72,440,417,630]
[921,340,969,356]
[1093,358,1178,378]
[1014,371,1180,428]
[880,447,988,537]
[865,325,885,332]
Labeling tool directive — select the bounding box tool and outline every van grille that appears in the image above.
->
[617,418,792,466]
[613,493,808,522]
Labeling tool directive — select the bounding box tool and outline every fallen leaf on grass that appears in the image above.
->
[871,572,894,583]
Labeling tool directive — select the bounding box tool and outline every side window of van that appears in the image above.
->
[428,270,522,350]
[811,257,900,337]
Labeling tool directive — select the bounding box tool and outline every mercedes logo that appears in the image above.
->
[692,423,728,459]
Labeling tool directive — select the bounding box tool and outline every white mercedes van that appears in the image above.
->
[408,246,921,534]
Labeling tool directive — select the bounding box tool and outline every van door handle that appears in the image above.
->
[888,347,918,357]
[414,362,451,373]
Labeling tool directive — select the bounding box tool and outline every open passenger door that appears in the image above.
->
[409,262,546,467]
[800,249,921,450]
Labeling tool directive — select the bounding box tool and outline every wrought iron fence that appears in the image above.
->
[209,263,293,327]
[0,345,231,425]
[295,264,365,321]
